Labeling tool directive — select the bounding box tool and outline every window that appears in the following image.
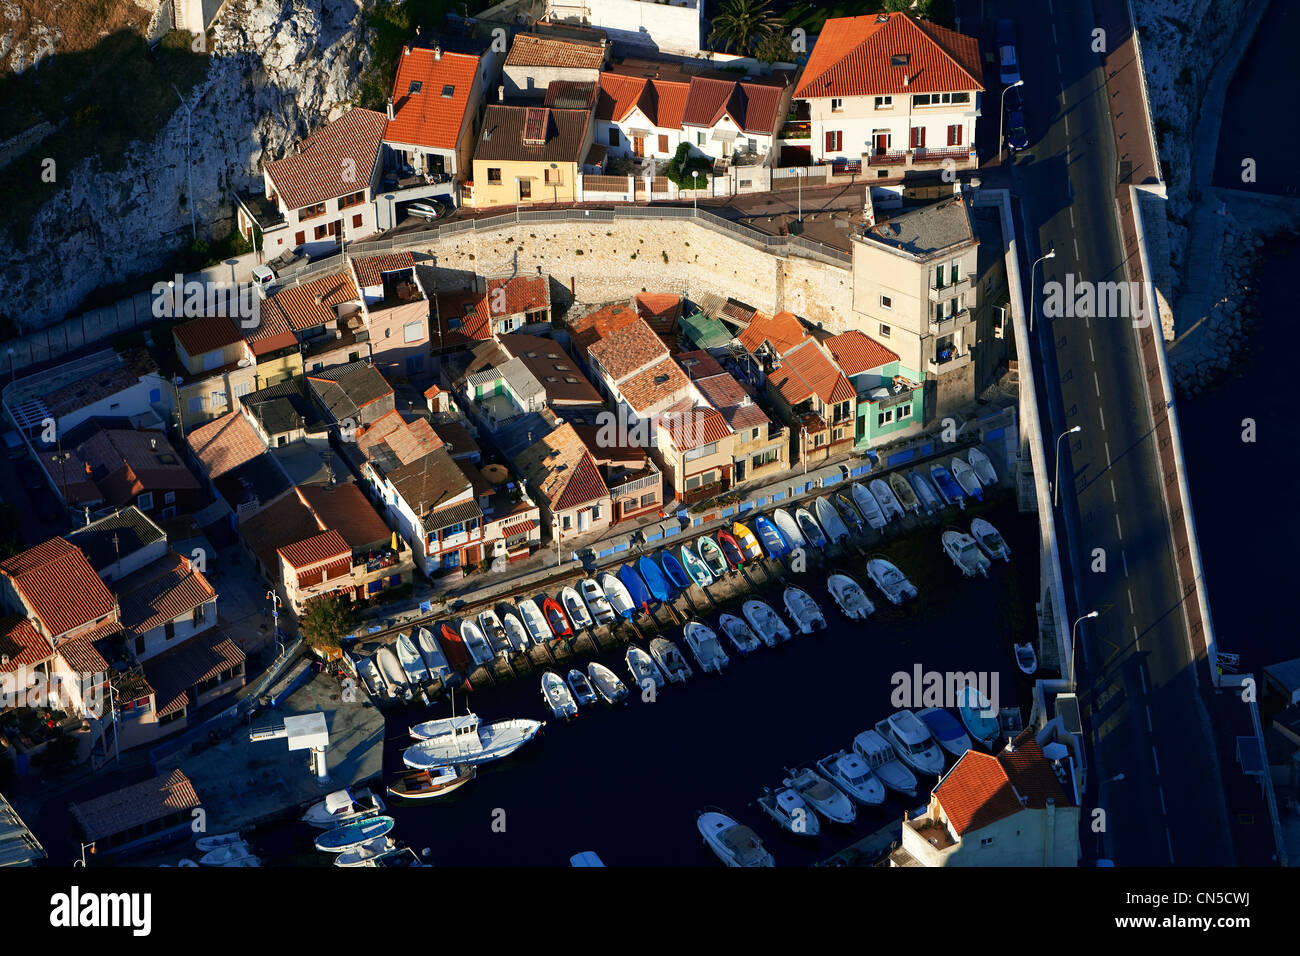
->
[295,231,305,246]
[160,506,177,520]
[211,389,227,409]
[830,98,844,112]
[980,837,994,848]
[338,190,364,209]
[299,202,326,220]
[833,427,844,441]
[751,427,760,441]
[880,296,892,310]
[445,550,461,568]
[234,381,252,399]
[874,95,892,109]
[813,434,826,447]
[898,404,913,420]
[912,92,971,108]
[164,491,176,505]
[403,321,423,343]
[824,130,842,152]
[164,619,175,641]
[609,128,620,147]
[591,504,601,520]
[910,126,926,149]
[193,603,206,626]
[684,441,717,462]
[487,168,502,183]
[696,131,707,146]
[562,514,572,530]
[879,323,891,337]
[519,180,531,198]
[948,124,963,146]
[138,492,154,511]
[877,409,894,427]
[352,213,363,229]
[314,224,330,240]
[752,448,779,468]
[640,492,657,508]
[544,168,562,185]
[658,134,668,153]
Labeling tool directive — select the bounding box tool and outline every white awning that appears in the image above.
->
[711,129,738,143]
[627,127,653,138]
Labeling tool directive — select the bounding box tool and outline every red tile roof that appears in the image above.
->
[659,402,732,451]
[545,80,598,109]
[588,317,668,383]
[682,76,734,127]
[768,339,856,406]
[0,538,116,639]
[384,48,481,152]
[187,410,267,480]
[934,733,1070,835]
[296,484,394,549]
[241,299,298,354]
[596,73,691,129]
[635,292,683,336]
[173,315,244,358]
[675,350,725,380]
[40,428,199,508]
[56,634,110,676]
[115,552,216,638]
[357,410,444,465]
[351,251,416,290]
[619,356,691,413]
[499,518,537,538]
[795,12,984,100]
[737,310,808,356]
[505,33,606,69]
[279,529,351,571]
[566,301,639,359]
[517,423,610,512]
[0,616,52,672]
[486,274,550,317]
[146,630,245,718]
[826,330,899,375]
[264,271,360,333]
[693,371,748,409]
[70,769,201,842]
[266,108,388,210]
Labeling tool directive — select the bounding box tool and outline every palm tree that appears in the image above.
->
[709,0,784,56]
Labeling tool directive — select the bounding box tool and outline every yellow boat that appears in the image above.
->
[731,522,763,561]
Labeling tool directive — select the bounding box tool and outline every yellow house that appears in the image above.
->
[469,104,594,208]
[241,296,304,389]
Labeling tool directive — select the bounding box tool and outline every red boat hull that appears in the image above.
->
[438,624,472,672]
[541,596,572,637]
[716,531,746,565]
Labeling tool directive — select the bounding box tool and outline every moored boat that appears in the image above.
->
[386,766,475,800]
[404,712,543,768]
[731,522,764,561]
[625,645,665,691]
[541,670,578,718]
[697,811,774,867]
[500,612,531,653]
[951,457,983,501]
[942,530,990,577]
[794,508,827,548]
[302,788,384,828]
[851,482,887,529]
[968,446,998,485]
[600,572,636,619]
[784,585,826,634]
[889,473,920,515]
[908,470,941,515]
[649,636,693,683]
[194,832,243,852]
[683,621,730,673]
[957,685,1000,747]
[782,767,855,824]
[930,463,965,508]
[516,598,551,644]
[659,550,693,591]
[334,836,396,867]
[875,711,946,776]
[757,786,820,837]
[580,578,616,625]
[971,517,1010,561]
[396,632,431,685]
[772,508,807,549]
[917,707,973,758]
[866,558,918,604]
[716,530,747,567]
[199,841,257,866]
[852,729,919,797]
[588,661,628,704]
[1015,641,1038,675]
[314,815,395,853]
[376,648,409,700]
[718,613,762,654]
[754,515,790,559]
[828,573,875,620]
[697,536,731,576]
[566,668,598,706]
[869,478,904,522]
[742,599,791,645]
[460,618,494,666]
[834,492,865,532]
[357,656,390,699]
[636,556,673,602]
[560,586,593,630]
[438,623,472,673]
[814,496,851,543]
[541,595,573,638]
[477,609,511,656]
[679,545,715,587]
[815,750,886,806]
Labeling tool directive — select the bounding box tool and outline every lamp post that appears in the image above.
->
[796,167,803,223]
[1029,249,1056,333]
[800,425,808,475]
[514,177,521,222]
[691,169,700,214]
[999,79,1024,162]
[74,842,95,866]
[107,681,120,766]
[1054,424,1082,506]
[1070,610,1099,686]
[267,590,283,660]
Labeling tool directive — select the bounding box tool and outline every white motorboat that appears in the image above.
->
[957,685,1000,747]
[649,637,693,683]
[794,507,828,548]
[193,832,242,853]
[827,573,875,620]
[851,481,887,530]
[625,645,665,691]
[951,457,984,501]
[567,668,599,706]
[599,572,636,620]
[580,577,616,625]
[501,612,531,653]
[718,613,762,655]
[971,517,1010,561]
[869,478,905,522]
[852,729,918,797]
[683,621,730,673]
[303,788,385,828]
[516,598,551,644]
[814,496,851,543]
[460,619,494,667]
[772,508,807,549]
[697,811,774,867]
[742,599,790,645]
[356,656,390,699]
[908,470,941,515]
[866,558,918,604]
[396,632,431,685]
[1015,641,1038,675]
[587,662,628,704]
[815,750,886,806]
[375,647,410,701]
[199,841,255,866]
[541,670,578,718]
[334,836,396,868]
[783,586,826,634]
[404,712,543,769]
[942,530,991,577]
[477,609,511,656]
[875,711,946,776]
[757,786,820,837]
[917,707,973,758]
[560,586,593,630]
[416,627,451,681]
[782,767,856,824]
[888,473,921,515]
[386,766,476,800]
[968,446,998,485]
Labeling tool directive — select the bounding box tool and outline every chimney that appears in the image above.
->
[498,85,505,103]
[387,98,395,121]
[434,45,442,60]
[903,73,910,87]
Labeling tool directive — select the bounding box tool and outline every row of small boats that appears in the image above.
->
[941,518,1011,577]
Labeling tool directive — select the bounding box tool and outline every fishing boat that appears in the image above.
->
[303,788,384,828]
[757,786,820,837]
[567,668,599,706]
[815,750,886,806]
[968,447,998,485]
[357,656,390,699]
[1015,641,1038,675]
[815,496,851,544]
[782,767,856,824]
[541,670,578,718]
[828,573,875,620]
[386,766,475,800]
[580,578,616,625]
[731,522,763,561]
[784,585,826,634]
[194,832,243,852]
[917,707,973,758]
[697,811,774,867]
[314,815,395,853]
[869,478,904,522]
[679,545,715,587]
[541,595,573,638]
[957,685,1000,747]
[908,470,941,515]
[683,621,730,673]
[334,836,396,868]
[659,550,694,591]
[625,645,665,690]
[376,648,410,700]
[697,536,731,576]
[888,473,920,515]
[404,713,543,769]
[199,841,257,866]
[649,636,693,683]
[617,564,653,609]
[560,586,593,630]
[460,618,494,666]
[396,632,431,685]
[794,508,827,548]
[951,457,983,501]
[500,612,531,653]
[438,623,472,674]
[716,530,747,568]
[834,492,866,533]
[477,609,511,656]
[930,463,965,508]
[753,515,790,558]
[851,482,887,530]
[971,517,1010,561]
[772,508,807,549]
[600,572,637,620]
[516,598,551,644]
[742,599,791,645]
[942,530,990,577]
[718,613,762,655]
[866,558,918,605]
[852,729,918,797]
[875,711,946,776]
[637,554,675,601]
[588,662,628,704]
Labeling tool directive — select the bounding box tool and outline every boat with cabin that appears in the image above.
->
[828,573,875,620]
[697,811,774,867]
[815,750,886,806]
[971,517,1010,561]
[541,670,578,718]
[784,586,826,634]
[649,637,693,683]
[757,786,820,837]
[743,599,791,645]
[404,712,543,769]
[852,729,918,797]
[683,621,730,673]
[942,530,991,577]
[875,711,946,776]
[303,788,385,828]
[718,613,762,654]
[386,766,475,801]
[866,558,918,604]
[782,767,856,824]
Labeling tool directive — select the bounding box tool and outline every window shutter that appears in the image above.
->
[825,130,836,152]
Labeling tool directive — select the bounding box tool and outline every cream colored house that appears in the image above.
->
[469,104,595,208]
[172,315,259,428]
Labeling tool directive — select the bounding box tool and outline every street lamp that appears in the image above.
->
[800,425,808,475]
[1070,610,1099,685]
[1054,424,1082,506]
[267,590,284,660]
[514,177,521,222]
[796,167,804,222]
[74,842,95,866]
[1029,248,1056,333]
[999,79,1024,162]
[691,169,700,214]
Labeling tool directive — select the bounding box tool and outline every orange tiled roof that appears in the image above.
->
[505,33,606,69]
[659,401,732,452]
[566,301,639,359]
[934,732,1070,835]
[115,552,216,638]
[266,108,387,210]
[0,538,116,639]
[385,48,481,152]
[588,316,668,383]
[264,271,359,333]
[56,635,110,676]
[279,529,351,571]
[619,356,691,414]
[351,251,416,290]
[737,310,808,357]
[173,315,244,358]
[70,769,201,842]
[517,423,609,512]
[187,410,267,480]
[768,339,856,406]
[826,329,899,375]
[0,616,52,672]
[357,410,444,465]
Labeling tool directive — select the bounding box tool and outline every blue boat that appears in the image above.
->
[754,515,790,558]
[929,463,966,508]
[618,565,652,608]
[659,551,693,591]
[638,554,675,602]
[315,815,395,852]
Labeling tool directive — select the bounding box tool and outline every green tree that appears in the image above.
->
[884,0,940,16]
[299,592,353,657]
[709,0,783,56]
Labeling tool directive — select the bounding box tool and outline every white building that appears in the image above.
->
[547,0,705,56]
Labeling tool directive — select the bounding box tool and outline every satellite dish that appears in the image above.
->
[238,358,251,368]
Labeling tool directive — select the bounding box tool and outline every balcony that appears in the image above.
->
[929,348,972,373]
[608,466,659,498]
[779,121,811,140]
[912,147,972,166]
[928,309,970,336]
[866,150,907,167]
[928,275,972,302]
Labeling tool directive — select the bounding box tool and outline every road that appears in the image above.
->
[996,0,1234,864]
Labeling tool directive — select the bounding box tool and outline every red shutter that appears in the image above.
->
[910,126,925,148]
[948,124,963,146]
[295,231,305,246]
[825,130,837,152]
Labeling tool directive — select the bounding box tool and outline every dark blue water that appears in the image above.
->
[257,493,1037,866]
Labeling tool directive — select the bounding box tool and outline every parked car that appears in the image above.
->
[1005,112,1029,152]
[1003,85,1024,113]
[997,20,1020,85]
[406,200,447,222]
